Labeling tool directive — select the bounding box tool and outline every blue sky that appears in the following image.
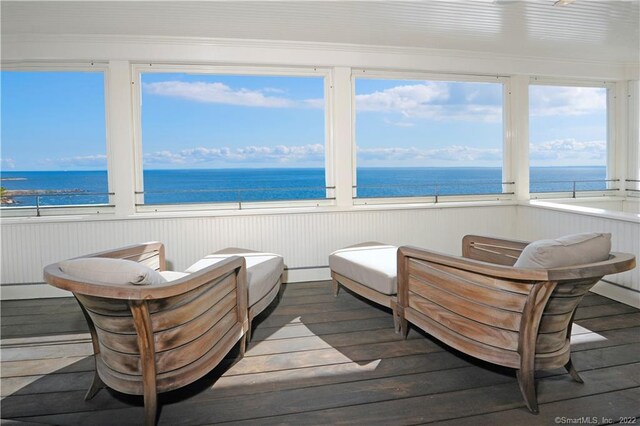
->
[529,85,607,167]
[1,71,107,171]
[1,71,607,171]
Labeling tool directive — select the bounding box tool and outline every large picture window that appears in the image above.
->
[136,69,327,207]
[354,74,506,201]
[529,82,610,195]
[0,69,108,210]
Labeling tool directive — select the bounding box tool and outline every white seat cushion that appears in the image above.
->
[159,270,190,281]
[186,248,284,306]
[329,243,398,295]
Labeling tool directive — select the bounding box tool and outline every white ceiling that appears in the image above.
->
[2,1,639,63]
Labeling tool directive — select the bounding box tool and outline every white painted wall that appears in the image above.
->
[0,204,517,298]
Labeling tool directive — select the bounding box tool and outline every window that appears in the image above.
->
[0,69,109,211]
[529,82,610,195]
[353,73,506,201]
[135,68,328,207]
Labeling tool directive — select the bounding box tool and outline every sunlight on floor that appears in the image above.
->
[212,317,382,390]
[0,333,93,397]
[570,324,608,345]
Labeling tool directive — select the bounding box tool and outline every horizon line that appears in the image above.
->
[1,164,607,174]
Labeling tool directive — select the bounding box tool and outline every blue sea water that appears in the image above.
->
[0,166,607,207]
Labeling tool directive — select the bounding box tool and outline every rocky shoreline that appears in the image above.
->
[1,189,83,205]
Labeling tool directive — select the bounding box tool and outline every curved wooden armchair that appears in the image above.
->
[43,242,248,426]
[397,235,636,413]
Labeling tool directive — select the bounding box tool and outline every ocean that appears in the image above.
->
[0,167,607,207]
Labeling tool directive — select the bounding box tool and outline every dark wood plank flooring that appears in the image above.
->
[1,281,639,425]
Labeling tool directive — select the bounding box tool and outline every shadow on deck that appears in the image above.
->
[1,281,639,425]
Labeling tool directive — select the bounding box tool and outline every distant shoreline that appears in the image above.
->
[1,189,83,205]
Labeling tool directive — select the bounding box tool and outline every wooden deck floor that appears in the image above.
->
[1,281,639,425]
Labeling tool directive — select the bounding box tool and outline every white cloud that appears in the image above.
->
[143,81,323,109]
[429,145,502,162]
[302,98,325,109]
[143,150,188,164]
[144,144,325,165]
[356,83,501,123]
[44,154,107,168]
[37,138,603,170]
[530,86,606,117]
[262,87,287,94]
[530,138,606,161]
[356,83,450,113]
[383,118,415,128]
[1,158,16,169]
[357,145,502,163]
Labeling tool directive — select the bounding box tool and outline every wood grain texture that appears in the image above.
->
[1,280,639,425]
[42,242,248,425]
[397,234,637,414]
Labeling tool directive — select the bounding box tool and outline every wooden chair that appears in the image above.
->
[43,242,248,426]
[396,235,636,413]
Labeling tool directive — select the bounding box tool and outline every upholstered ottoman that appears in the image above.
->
[186,248,284,340]
[329,242,399,331]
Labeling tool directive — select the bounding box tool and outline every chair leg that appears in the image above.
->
[390,300,400,333]
[332,278,340,297]
[239,334,247,356]
[246,318,253,343]
[565,358,584,384]
[84,371,105,401]
[516,368,539,414]
[400,318,409,339]
[143,387,158,426]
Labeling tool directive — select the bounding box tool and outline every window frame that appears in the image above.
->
[0,62,114,217]
[130,63,334,212]
[528,77,616,199]
[351,69,513,205]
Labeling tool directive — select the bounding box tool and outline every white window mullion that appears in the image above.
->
[509,75,530,201]
[628,80,640,191]
[611,81,626,192]
[108,61,137,217]
[331,67,354,207]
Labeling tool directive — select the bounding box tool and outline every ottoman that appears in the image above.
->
[329,242,399,331]
[186,248,284,341]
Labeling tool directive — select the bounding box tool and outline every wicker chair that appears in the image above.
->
[43,242,248,426]
[396,235,636,413]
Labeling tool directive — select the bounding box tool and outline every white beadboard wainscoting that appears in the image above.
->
[3,202,638,307]
[0,204,517,299]
[517,203,640,308]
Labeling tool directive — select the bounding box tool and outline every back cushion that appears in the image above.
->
[59,257,167,285]
[513,233,611,269]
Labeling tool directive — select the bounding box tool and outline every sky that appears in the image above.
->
[0,71,608,171]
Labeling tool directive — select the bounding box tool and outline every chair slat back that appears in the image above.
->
[43,242,247,399]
